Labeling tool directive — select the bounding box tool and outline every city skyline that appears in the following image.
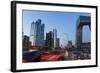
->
[23,10,91,47]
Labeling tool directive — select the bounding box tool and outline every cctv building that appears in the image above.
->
[76,16,91,52]
[29,19,45,47]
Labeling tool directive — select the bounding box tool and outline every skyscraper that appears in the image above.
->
[45,31,54,48]
[56,38,60,48]
[76,16,90,49]
[53,29,57,48]
[45,29,59,49]
[29,19,45,47]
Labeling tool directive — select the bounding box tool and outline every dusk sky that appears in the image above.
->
[23,10,91,47]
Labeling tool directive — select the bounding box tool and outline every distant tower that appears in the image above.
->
[30,21,35,46]
[56,38,60,48]
[53,29,57,48]
[45,31,54,48]
[40,24,45,46]
[29,19,45,47]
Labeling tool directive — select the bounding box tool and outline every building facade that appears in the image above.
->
[45,29,59,49]
[45,31,54,48]
[53,29,57,48]
[56,38,60,48]
[29,19,45,47]
[76,16,91,50]
[23,35,30,51]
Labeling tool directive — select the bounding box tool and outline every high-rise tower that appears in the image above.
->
[29,19,45,47]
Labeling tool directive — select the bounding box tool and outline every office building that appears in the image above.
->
[23,35,29,51]
[45,31,54,48]
[53,29,57,48]
[29,19,45,47]
[56,38,60,48]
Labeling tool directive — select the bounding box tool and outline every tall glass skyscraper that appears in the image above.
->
[53,29,57,48]
[29,19,45,47]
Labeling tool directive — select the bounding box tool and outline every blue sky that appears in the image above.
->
[23,10,91,46]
